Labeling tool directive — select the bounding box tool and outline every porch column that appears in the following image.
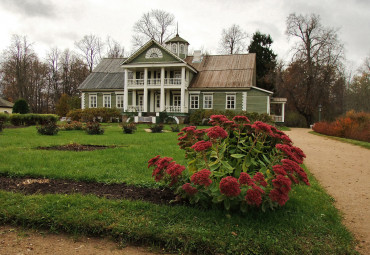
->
[124,69,128,111]
[282,103,285,122]
[160,67,165,112]
[181,67,185,112]
[143,68,148,112]
[166,90,170,110]
[150,90,154,112]
[132,89,136,107]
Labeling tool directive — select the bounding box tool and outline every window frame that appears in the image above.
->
[173,94,181,107]
[89,94,97,108]
[116,94,124,108]
[172,44,177,53]
[103,94,111,108]
[225,94,236,109]
[190,94,199,109]
[203,94,213,109]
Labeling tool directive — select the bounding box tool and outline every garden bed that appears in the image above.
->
[37,143,118,151]
[0,175,179,206]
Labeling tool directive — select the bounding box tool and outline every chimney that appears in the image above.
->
[192,50,203,63]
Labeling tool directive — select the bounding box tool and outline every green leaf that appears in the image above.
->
[210,151,218,159]
[221,160,234,171]
[230,154,246,159]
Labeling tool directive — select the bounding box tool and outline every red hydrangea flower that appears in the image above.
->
[219,176,241,197]
[269,188,289,206]
[272,165,287,176]
[232,116,250,123]
[166,162,186,186]
[251,121,273,135]
[209,115,229,125]
[191,141,212,152]
[276,144,304,164]
[281,159,310,185]
[238,172,254,186]
[181,126,196,132]
[253,172,267,187]
[191,169,212,187]
[182,183,198,195]
[207,126,228,139]
[272,175,292,194]
[148,155,160,168]
[245,189,263,206]
[280,135,292,144]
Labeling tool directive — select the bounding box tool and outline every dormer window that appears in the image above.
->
[180,44,184,54]
[172,44,177,53]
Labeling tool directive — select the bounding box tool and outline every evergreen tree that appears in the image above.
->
[55,94,70,117]
[12,99,30,114]
[248,31,277,91]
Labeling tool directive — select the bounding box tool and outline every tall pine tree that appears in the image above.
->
[248,31,277,91]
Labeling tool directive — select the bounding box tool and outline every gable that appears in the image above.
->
[129,44,182,64]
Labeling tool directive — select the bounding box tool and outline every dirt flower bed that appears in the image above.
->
[37,143,117,151]
[0,176,180,206]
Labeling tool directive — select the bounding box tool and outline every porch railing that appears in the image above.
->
[127,78,183,86]
[272,115,283,122]
[165,78,181,85]
[165,106,182,112]
[127,105,144,112]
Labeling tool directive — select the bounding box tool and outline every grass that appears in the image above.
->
[310,131,370,149]
[0,124,357,254]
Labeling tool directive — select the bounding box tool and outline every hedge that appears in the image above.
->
[9,114,59,126]
[0,113,10,123]
[67,108,121,123]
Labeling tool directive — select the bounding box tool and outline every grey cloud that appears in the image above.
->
[0,0,56,18]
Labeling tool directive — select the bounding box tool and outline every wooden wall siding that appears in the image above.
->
[130,45,181,64]
[185,54,256,89]
[247,95,268,114]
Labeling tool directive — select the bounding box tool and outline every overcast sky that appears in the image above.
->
[0,0,369,71]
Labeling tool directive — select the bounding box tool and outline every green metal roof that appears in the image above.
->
[165,34,189,44]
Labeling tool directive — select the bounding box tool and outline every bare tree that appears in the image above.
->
[46,47,61,107]
[106,36,125,58]
[281,13,345,125]
[218,24,247,54]
[132,9,175,49]
[74,34,104,72]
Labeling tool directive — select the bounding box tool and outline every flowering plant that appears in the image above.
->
[148,115,309,212]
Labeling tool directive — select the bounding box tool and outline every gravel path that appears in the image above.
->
[286,128,370,255]
[0,225,162,255]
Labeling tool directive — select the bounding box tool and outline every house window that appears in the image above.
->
[103,94,111,108]
[89,94,97,108]
[172,44,177,53]
[173,95,181,107]
[156,94,160,108]
[180,44,184,54]
[116,94,124,108]
[190,95,199,109]
[226,94,236,109]
[203,94,213,109]
[128,71,133,79]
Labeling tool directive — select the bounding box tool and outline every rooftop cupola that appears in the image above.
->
[165,33,189,59]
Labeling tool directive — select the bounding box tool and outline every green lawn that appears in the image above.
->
[0,124,357,254]
[310,131,370,149]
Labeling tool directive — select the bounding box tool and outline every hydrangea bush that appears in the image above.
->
[148,115,309,212]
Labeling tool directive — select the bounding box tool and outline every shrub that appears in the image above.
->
[59,121,85,131]
[0,113,9,123]
[170,124,180,132]
[85,121,104,135]
[285,111,307,127]
[55,94,70,117]
[0,121,3,132]
[122,122,137,134]
[67,108,121,122]
[313,111,370,142]
[12,99,30,114]
[149,124,163,133]
[37,121,59,135]
[148,115,309,212]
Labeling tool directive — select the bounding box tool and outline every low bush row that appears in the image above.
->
[59,121,85,131]
[67,108,121,122]
[9,114,59,126]
[189,109,273,125]
[313,111,370,142]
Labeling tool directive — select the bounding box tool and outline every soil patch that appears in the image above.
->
[37,143,117,151]
[0,176,182,206]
